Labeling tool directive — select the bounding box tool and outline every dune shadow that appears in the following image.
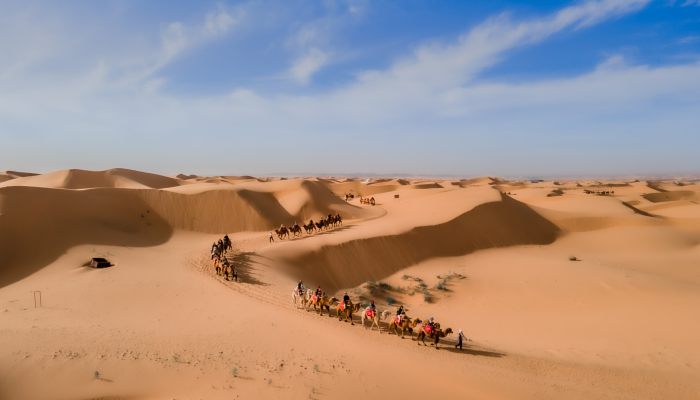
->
[621,201,661,218]
[285,193,560,292]
[228,252,267,286]
[0,186,174,289]
[410,337,506,358]
[304,225,354,238]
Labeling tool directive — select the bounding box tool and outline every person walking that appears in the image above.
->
[455,329,465,350]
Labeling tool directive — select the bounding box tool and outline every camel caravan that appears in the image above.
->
[359,196,376,205]
[292,282,467,349]
[210,234,237,281]
[272,213,343,241]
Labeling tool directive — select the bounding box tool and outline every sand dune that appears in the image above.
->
[643,190,698,203]
[282,194,559,291]
[1,171,699,400]
[0,186,173,287]
[0,168,181,189]
[0,175,368,287]
[4,170,38,178]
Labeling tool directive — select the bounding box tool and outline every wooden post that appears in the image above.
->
[33,291,42,308]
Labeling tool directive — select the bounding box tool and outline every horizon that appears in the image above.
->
[4,166,699,182]
[1,0,699,175]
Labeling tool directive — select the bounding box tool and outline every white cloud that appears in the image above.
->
[289,48,330,84]
[204,8,238,36]
[679,35,699,44]
[351,0,650,91]
[139,8,240,81]
[2,0,697,176]
[682,0,700,6]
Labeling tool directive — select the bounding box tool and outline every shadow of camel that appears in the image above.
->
[436,343,506,358]
[226,252,267,286]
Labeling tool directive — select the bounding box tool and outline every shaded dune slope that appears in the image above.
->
[143,183,361,233]
[283,194,560,291]
[0,180,364,287]
[643,190,698,203]
[0,186,173,287]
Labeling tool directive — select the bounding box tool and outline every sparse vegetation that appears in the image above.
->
[547,188,564,197]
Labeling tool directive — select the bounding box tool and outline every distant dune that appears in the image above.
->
[0,168,181,189]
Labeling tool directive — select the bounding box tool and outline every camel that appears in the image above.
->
[275,226,289,240]
[293,288,312,308]
[361,308,388,332]
[303,221,315,234]
[415,323,453,348]
[289,224,302,237]
[335,301,361,324]
[386,315,421,339]
[306,293,335,315]
[319,296,337,316]
[222,264,237,281]
[305,292,321,312]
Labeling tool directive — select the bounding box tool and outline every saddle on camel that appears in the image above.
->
[416,321,453,347]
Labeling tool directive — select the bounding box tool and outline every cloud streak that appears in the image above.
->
[289,48,330,84]
[1,0,697,176]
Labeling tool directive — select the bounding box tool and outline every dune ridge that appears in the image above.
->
[283,194,560,291]
[0,168,181,189]
[0,177,367,288]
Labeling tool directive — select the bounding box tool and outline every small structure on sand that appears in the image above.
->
[89,257,113,268]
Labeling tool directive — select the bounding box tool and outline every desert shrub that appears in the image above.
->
[423,292,434,303]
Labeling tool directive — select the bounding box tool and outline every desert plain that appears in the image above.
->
[1,168,699,399]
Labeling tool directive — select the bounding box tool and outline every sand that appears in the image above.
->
[1,169,699,399]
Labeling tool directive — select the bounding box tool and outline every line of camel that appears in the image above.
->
[273,213,343,240]
[292,288,454,348]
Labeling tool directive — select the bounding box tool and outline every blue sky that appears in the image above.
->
[1,0,699,177]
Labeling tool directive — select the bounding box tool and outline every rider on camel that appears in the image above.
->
[396,305,405,323]
[314,286,322,300]
[297,280,305,295]
[426,317,436,333]
[342,292,351,310]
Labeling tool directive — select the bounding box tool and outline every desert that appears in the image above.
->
[1,169,699,399]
